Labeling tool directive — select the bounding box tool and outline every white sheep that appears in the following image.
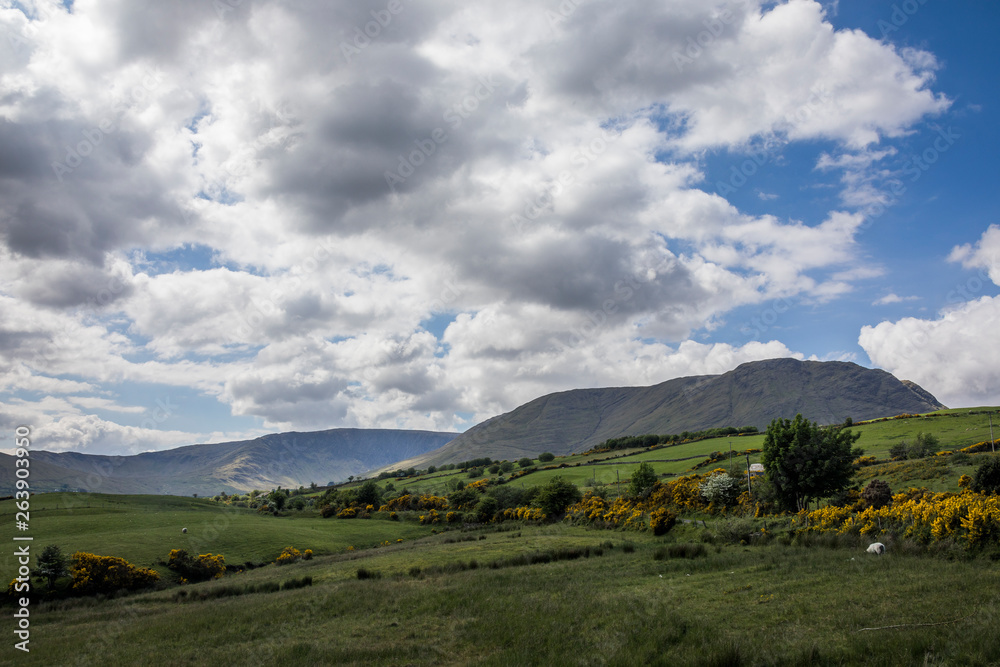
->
[866,542,885,555]
[181,527,188,534]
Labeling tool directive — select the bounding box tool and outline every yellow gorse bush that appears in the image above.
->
[275,546,302,565]
[797,490,1000,549]
[70,551,159,595]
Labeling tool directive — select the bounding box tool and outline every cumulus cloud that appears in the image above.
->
[0,0,959,453]
[860,227,1000,407]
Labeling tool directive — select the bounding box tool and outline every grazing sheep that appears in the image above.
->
[181,527,188,534]
[866,542,885,555]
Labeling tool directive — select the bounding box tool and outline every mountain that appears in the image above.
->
[383,359,946,470]
[1,428,457,496]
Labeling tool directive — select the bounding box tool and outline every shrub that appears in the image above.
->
[861,479,892,509]
[699,471,741,508]
[649,508,677,536]
[534,476,582,517]
[653,543,707,560]
[972,457,1000,495]
[356,568,381,580]
[275,547,302,565]
[518,457,534,468]
[167,549,226,582]
[538,452,555,463]
[70,552,160,595]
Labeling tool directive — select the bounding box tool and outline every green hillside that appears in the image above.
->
[385,359,946,471]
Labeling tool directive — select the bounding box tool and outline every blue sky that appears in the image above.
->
[1,0,998,455]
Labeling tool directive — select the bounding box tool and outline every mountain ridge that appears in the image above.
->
[1,428,458,496]
[382,358,945,471]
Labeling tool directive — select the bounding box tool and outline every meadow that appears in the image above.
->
[3,407,1000,665]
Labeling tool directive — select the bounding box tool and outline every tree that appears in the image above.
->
[534,476,582,517]
[761,414,861,512]
[269,489,288,511]
[518,457,534,468]
[971,457,1000,495]
[628,462,658,498]
[861,479,892,509]
[700,472,741,508]
[538,452,555,462]
[34,545,68,590]
[356,480,382,508]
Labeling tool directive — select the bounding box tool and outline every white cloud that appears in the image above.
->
[872,293,919,306]
[0,0,960,454]
[860,227,1000,407]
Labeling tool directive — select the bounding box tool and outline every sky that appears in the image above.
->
[1,0,998,456]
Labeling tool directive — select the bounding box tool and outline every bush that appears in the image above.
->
[649,508,677,536]
[653,543,707,560]
[972,457,1000,495]
[167,549,226,582]
[699,471,741,508]
[534,476,582,517]
[275,547,302,565]
[538,452,555,463]
[861,479,892,509]
[518,457,534,468]
[356,568,381,580]
[70,552,160,595]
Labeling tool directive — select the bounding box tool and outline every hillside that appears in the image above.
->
[1,429,457,496]
[384,358,945,470]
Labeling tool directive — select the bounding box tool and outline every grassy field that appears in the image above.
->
[0,493,435,579]
[349,408,998,501]
[4,407,999,665]
[9,519,1000,666]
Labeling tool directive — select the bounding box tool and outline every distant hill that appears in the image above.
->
[1,429,457,496]
[382,359,946,470]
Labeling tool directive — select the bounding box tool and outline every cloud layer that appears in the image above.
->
[0,0,975,453]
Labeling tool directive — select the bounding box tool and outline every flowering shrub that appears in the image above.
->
[70,552,160,595]
[797,489,1000,549]
[419,509,441,524]
[275,547,302,565]
[337,507,357,519]
[649,508,677,535]
[303,549,313,560]
[380,494,449,513]
[168,549,226,581]
[499,506,546,522]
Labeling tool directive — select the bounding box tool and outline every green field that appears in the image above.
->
[7,517,1000,666]
[0,493,435,578]
[4,408,1000,665]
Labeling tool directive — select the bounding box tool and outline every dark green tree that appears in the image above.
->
[518,457,534,468]
[628,462,658,498]
[861,479,892,509]
[761,414,861,512]
[269,489,288,511]
[538,452,555,463]
[34,544,69,591]
[356,480,382,507]
[534,476,582,517]
[971,457,1000,495]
